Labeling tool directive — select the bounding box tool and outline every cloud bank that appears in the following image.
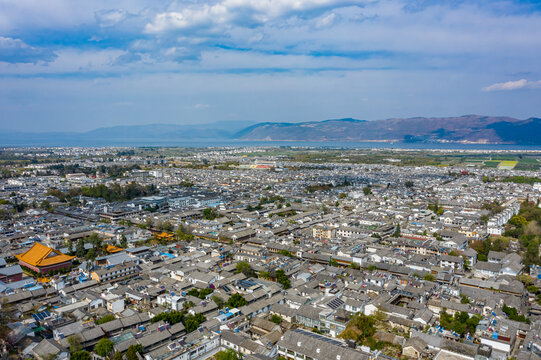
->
[482,79,541,91]
[0,0,540,131]
[0,36,56,63]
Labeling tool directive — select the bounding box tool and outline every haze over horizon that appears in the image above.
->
[1,0,541,132]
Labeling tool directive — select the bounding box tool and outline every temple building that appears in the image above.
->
[15,242,75,274]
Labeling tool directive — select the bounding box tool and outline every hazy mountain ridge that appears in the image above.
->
[2,116,541,145]
[234,115,541,144]
[1,121,255,145]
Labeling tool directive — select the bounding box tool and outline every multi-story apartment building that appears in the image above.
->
[91,261,138,283]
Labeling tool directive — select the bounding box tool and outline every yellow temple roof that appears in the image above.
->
[106,244,124,253]
[15,242,75,267]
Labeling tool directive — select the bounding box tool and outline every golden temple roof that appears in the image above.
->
[15,242,75,267]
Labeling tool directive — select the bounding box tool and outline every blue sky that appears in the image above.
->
[0,0,540,132]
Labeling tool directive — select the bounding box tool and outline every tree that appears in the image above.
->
[392,223,401,238]
[226,293,248,308]
[363,186,372,196]
[280,249,293,257]
[144,217,153,229]
[215,349,240,360]
[203,207,218,220]
[184,313,206,333]
[125,345,143,360]
[85,248,96,262]
[159,221,173,232]
[236,261,255,277]
[502,304,530,323]
[96,314,116,325]
[510,215,529,227]
[183,301,195,310]
[212,295,224,309]
[113,352,123,360]
[67,240,74,255]
[340,313,377,344]
[40,200,52,211]
[423,273,435,282]
[439,309,482,335]
[517,274,535,286]
[175,225,195,242]
[71,351,91,360]
[67,335,83,352]
[76,238,86,258]
[275,269,290,289]
[187,288,213,299]
[0,303,15,339]
[151,310,185,325]
[270,314,282,324]
[120,235,128,248]
[94,338,114,357]
[405,180,414,188]
[88,233,102,250]
[321,204,328,214]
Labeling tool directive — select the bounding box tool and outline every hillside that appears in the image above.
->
[233,115,541,144]
[1,121,255,145]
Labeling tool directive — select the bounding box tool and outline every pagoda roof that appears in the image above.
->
[106,244,124,253]
[15,242,75,267]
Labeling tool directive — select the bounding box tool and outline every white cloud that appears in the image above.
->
[95,9,128,27]
[1,0,541,89]
[482,79,541,91]
[0,48,123,75]
[315,12,337,28]
[0,36,56,63]
[144,0,362,33]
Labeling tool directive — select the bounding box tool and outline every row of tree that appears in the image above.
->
[67,335,143,360]
[236,261,291,289]
[47,182,158,203]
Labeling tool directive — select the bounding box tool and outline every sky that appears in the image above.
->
[0,0,540,132]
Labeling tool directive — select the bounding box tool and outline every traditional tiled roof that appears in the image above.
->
[15,242,75,267]
[106,244,124,253]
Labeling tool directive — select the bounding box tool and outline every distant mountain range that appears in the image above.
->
[233,115,541,144]
[1,121,254,146]
[2,115,541,145]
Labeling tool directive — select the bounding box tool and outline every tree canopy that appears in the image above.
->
[226,293,248,308]
[215,349,240,360]
[439,310,482,336]
[70,351,91,360]
[94,338,114,357]
[236,261,256,277]
[275,269,290,289]
[340,313,377,345]
[151,310,206,333]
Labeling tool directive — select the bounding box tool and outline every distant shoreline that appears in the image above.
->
[2,139,541,151]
